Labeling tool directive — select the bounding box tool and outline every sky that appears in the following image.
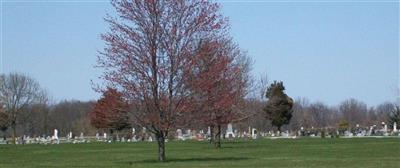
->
[1,0,399,106]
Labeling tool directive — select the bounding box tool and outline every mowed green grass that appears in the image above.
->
[0,138,399,168]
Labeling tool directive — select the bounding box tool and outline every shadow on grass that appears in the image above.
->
[129,157,251,164]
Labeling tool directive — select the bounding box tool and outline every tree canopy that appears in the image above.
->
[263,81,294,131]
[90,88,130,133]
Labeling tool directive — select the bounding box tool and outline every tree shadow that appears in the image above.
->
[130,156,251,164]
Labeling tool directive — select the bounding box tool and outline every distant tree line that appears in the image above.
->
[242,97,399,133]
[0,72,399,161]
[0,74,398,141]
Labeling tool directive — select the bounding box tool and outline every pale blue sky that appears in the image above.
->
[1,0,399,106]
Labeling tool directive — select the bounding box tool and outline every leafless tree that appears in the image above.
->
[339,98,367,128]
[0,73,46,144]
[48,100,95,136]
[308,102,332,128]
[375,102,395,124]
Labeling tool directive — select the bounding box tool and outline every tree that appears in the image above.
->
[263,81,294,131]
[0,106,8,140]
[339,99,367,128]
[49,100,94,136]
[90,88,130,139]
[97,0,227,161]
[0,73,45,144]
[17,91,50,137]
[187,39,251,148]
[375,102,394,124]
[308,102,332,128]
[388,105,400,129]
[289,97,310,130]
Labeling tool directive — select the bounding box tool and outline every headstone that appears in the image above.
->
[393,122,397,132]
[384,124,388,133]
[54,129,58,139]
[131,135,138,142]
[344,130,353,137]
[357,130,366,137]
[103,133,107,140]
[226,123,235,138]
[191,129,197,137]
[251,128,257,139]
[282,130,289,137]
[53,129,59,144]
[141,127,148,141]
[187,129,191,136]
[176,129,184,140]
[96,133,99,140]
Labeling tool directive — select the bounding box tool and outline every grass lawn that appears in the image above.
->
[0,138,399,168]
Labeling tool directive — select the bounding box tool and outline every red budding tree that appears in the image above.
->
[97,0,227,161]
[188,39,251,148]
[90,88,130,139]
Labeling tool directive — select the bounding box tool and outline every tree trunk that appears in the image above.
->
[43,110,48,137]
[214,124,221,148]
[2,130,6,141]
[12,121,16,145]
[209,125,214,144]
[277,126,281,136]
[116,131,119,142]
[110,129,114,142]
[156,132,166,162]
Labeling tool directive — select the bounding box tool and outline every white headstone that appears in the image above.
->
[53,129,58,139]
[176,129,183,140]
[227,123,233,132]
[393,122,397,132]
[132,135,137,142]
[226,123,235,138]
[251,128,257,139]
[284,130,289,137]
[53,129,59,144]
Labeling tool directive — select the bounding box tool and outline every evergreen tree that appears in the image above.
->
[263,81,294,131]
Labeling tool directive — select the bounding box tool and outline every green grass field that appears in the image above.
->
[0,138,399,168]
